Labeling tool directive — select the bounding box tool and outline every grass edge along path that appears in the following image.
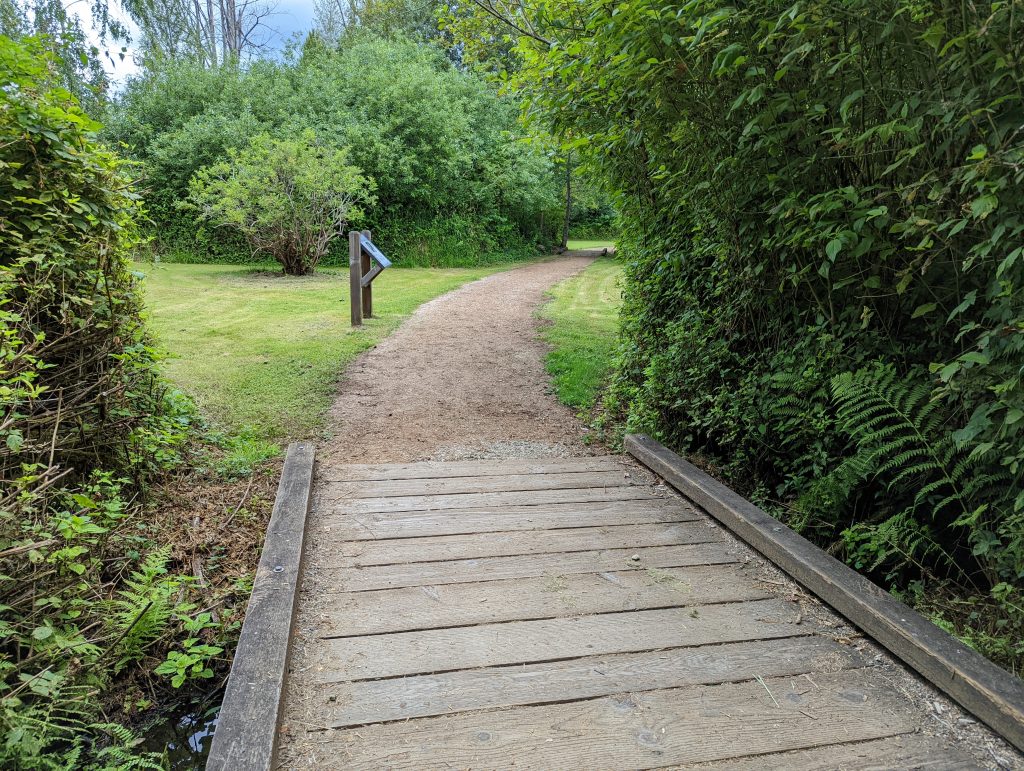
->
[539,256,623,411]
[141,262,512,441]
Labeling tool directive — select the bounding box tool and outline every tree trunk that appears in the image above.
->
[561,152,572,250]
[206,0,218,65]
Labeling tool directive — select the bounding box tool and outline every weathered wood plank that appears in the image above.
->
[328,541,738,591]
[335,521,718,566]
[314,598,804,682]
[312,635,863,728]
[283,670,916,769]
[323,499,701,540]
[322,455,625,482]
[325,469,644,499]
[673,734,980,770]
[626,433,1024,753]
[322,564,770,636]
[327,484,664,515]
[206,442,315,771]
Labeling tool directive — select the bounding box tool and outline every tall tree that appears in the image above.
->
[121,0,274,66]
[0,0,117,110]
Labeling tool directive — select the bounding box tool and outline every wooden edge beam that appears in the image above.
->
[624,433,1024,752]
[206,442,316,771]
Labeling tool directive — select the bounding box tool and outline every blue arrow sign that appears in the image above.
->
[360,234,391,269]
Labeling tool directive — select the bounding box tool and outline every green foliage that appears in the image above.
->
[0,0,115,113]
[540,257,623,411]
[104,35,561,265]
[213,430,281,478]
[450,0,1024,667]
[0,34,229,767]
[188,131,375,275]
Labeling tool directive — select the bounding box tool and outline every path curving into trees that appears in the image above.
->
[319,253,600,467]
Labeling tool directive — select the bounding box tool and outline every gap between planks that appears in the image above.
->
[321,542,742,591]
[302,635,865,729]
[308,598,807,683]
[279,669,920,770]
[323,485,667,515]
[334,520,722,567]
[319,455,626,482]
[324,469,649,499]
[318,563,771,637]
[324,498,702,539]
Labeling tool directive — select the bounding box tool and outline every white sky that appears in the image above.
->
[62,0,318,86]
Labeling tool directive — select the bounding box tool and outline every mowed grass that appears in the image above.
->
[141,263,506,439]
[567,239,616,250]
[540,257,623,410]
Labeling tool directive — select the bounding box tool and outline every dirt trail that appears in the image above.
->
[319,253,599,466]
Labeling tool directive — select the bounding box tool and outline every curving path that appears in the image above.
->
[319,254,598,467]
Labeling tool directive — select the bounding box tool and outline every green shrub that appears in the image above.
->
[187,131,376,275]
[458,0,1024,667]
[0,34,201,767]
[104,35,561,264]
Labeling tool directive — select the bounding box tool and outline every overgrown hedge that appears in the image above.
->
[0,36,216,768]
[497,1,1023,667]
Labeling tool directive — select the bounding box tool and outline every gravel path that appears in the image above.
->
[318,254,599,466]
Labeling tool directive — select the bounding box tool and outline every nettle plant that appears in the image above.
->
[187,130,376,275]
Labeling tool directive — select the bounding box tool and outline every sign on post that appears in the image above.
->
[349,230,391,326]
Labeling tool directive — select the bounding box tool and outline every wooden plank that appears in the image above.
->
[326,469,643,499]
[328,542,738,591]
[328,485,664,515]
[347,231,361,326]
[322,455,626,482]
[323,564,771,636]
[285,670,917,768]
[336,521,718,566]
[675,734,979,770]
[206,442,315,771]
[311,635,863,728]
[314,599,804,682]
[625,433,1024,753]
[324,499,701,540]
[359,229,373,317]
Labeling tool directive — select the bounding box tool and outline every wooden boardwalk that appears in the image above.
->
[259,453,996,769]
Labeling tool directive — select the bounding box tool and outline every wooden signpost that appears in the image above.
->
[349,229,392,326]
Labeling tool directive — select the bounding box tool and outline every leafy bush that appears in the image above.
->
[456,1,1024,667]
[187,131,375,275]
[0,35,218,767]
[104,35,561,264]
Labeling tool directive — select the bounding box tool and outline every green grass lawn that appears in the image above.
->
[540,257,623,410]
[567,239,616,250]
[141,263,506,439]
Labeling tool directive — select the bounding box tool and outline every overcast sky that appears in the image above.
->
[64,0,318,84]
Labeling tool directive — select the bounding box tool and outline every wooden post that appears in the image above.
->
[360,229,372,318]
[348,231,362,327]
